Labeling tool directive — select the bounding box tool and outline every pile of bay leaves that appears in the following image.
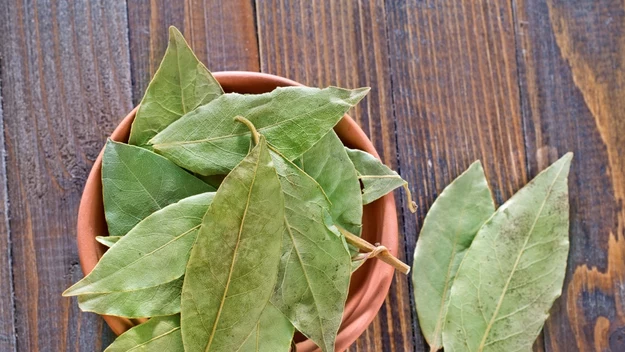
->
[63,27,413,352]
[413,155,572,352]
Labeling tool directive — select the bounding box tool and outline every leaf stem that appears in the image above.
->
[403,183,418,213]
[337,226,410,274]
[234,116,260,145]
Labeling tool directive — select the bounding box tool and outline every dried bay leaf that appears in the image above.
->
[270,149,352,352]
[181,137,284,352]
[102,140,214,237]
[443,153,572,352]
[128,26,223,146]
[77,277,183,318]
[412,161,495,351]
[95,235,122,247]
[346,147,415,209]
[238,303,294,352]
[104,315,183,352]
[299,131,363,236]
[63,192,214,296]
[150,86,370,176]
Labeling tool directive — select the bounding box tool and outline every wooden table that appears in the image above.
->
[1,1,623,351]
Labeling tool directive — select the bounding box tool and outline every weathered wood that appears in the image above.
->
[256,1,415,351]
[0,71,17,351]
[126,0,259,104]
[385,0,531,350]
[514,0,625,351]
[0,0,131,350]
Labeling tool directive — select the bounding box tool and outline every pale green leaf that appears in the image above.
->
[102,140,214,237]
[104,315,183,352]
[270,149,351,352]
[128,26,223,146]
[300,131,362,236]
[345,148,414,207]
[412,161,495,351]
[238,303,294,352]
[96,236,122,247]
[77,277,183,318]
[63,192,214,296]
[150,86,370,176]
[181,137,284,352]
[443,153,572,352]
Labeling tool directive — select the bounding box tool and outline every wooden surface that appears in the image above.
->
[0,0,623,351]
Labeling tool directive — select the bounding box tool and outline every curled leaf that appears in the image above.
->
[412,161,494,351]
[95,235,122,248]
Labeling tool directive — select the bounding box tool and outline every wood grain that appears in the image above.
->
[385,0,531,350]
[0,69,16,351]
[126,0,259,105]
[514,0,625,350]
[0,0,131,350]
[255,1,415,351]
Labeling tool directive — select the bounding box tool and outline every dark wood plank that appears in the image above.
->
[0,72,17,351]
[385,0,531,350]
[514,1,625,351]
[0,1,132,350]
[256,1,415,351]
[126,0,260,105]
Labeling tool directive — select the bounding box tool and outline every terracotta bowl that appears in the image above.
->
[76,71,398,351]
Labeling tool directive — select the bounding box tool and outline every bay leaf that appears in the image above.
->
[270,149,352,352]
[104,315,183,352]
[238,303,294,352]
[181,137,284,352]
[102,140,214,237]
[63,192,214,296]
[150,86,370,176]
[128,26,223,146]
[299,131,362,236]
[412,161,495,351]
[96,235,122,247]
[345,147,415,209]
[443,153,572,352]
[77,277,183,318]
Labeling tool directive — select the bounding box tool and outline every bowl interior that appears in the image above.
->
[76,71,398,352]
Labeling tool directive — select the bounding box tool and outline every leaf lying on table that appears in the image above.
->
[181,137,285,352]
[270,148,352,352]
[95,235,122,247]
[78,277,183,318]
[239,303,294,352]
[64,192,214,297]
[128,26,223,147]
[443,153,572,352]
[149,86,370,176]
[104,315,183,352]
[346,147,416,210]
[102,140,214,237]
[412,161,495,351]
[299,131,363,236]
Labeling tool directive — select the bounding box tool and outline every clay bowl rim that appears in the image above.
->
[76,71,398,352]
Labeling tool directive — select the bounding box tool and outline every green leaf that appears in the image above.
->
[181,137,284,352]
[96,236,122,247]
[443,153,572,352]
[300,131,362,236]
[150,86,370,176]
[102,140,214,237]
[238,304,294,352]
[63,192,214,296]
[104,315,183,352]
[270,149,352,352]
[128,26,223,146]
[412,161,495,351]
[345,148,415,209]
[77,277,183,318]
